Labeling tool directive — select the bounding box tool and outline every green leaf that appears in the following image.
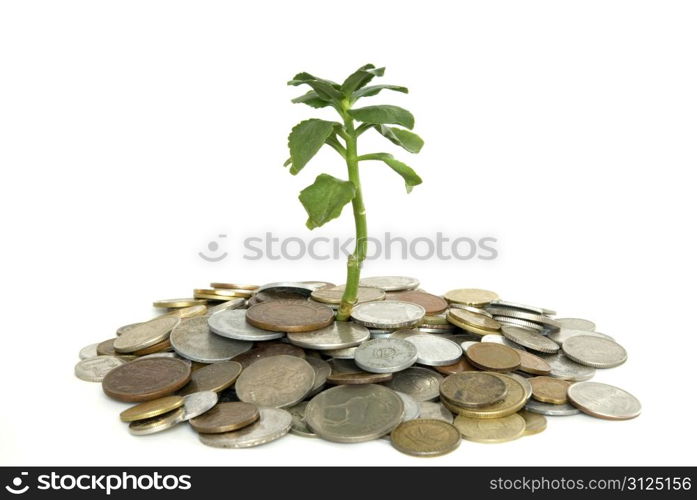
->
[291,91,331,109]
[375,125,424,153]
[298,174,356,229]
[288,119,338,175]
[353,84,408,99]
[341,64,385,96]
[348,105,415,129]
[288,72,342,101]
[360,153,422,193]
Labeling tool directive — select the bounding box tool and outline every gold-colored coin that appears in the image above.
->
[132,338,172,356]
[159,304,208,319]
[530,376,571,404]
[210,282,259,291]
[153,298,207,309]
[440,372,508,409]
[454,413,526,443]
[447,308,501,332]
[119,395,184,422]
[444,288,499,307]
[194,288,254,300]
[441,373,526,419]
[390,419,461,457]
[519,410,547,436]
[465,343,521,372]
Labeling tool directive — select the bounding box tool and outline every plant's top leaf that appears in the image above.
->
[375,125,424,153]
[288,72,340,88]
[287,119,339,175]
[348,104,415,129]
[298,173,356,230]
[288,72,342,101]
[340,64,385,96]
[353,84,408,100]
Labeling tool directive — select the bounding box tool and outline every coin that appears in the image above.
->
[524,399,580,416]
[542,353,596,381]
[454,413,526,443]
[417,402,454,423]
[198,407,292,448]
[516,350,552,375]
[325,346,358,359]
[210,282,259,291]
[113,317,180,354]
[178,360,243,395]
[246,300,334,333]
[190,401,260,433]
[391,419,461,457]
[519,410,547,436]
[568,382,641,420]
[465,343,521,372]
[440,372,508,409]
[96,338,117,356]
[102,357,191,402]
[179,391,218,421]
[235,355,315,408]
[288,401,316,437]
[548,328,614,345]
[383,367,443,401]
[205,299,245,316]
[231,342,305,369]
[486,307,561,329]
[120,395,184,422]
[508,373,533,400]
[530,376,571,404]
[208,309,284,341]
[286,322,370,350]
[481,334,522,349]
[253,289,309,303]
[310,285,385,304]
[128,407,185,436]
[306,384,404,443]
[351,300,425,329]
[500,325,560,354]
[389,328,423,340]
[170,316,252,363]
[354,338,418,374]
[326,359,393,384]
[556,318,596,331]
[359,276,419,291]
[405,335,462,366]
[448,304,494,317]
[74,356,128,382]
[256,281,317,296]
[164,304,209,319]
[442,373,526,419]
[444,288,499,307]
[116,322,141,336]
[447,308,501,332]
[562,335,627,368]
[132,338,172,356]
[194,288,254,300]
[493,317,545,332]
[305,356,331,395]
[386,290,448,315]
[153,298,206,309]
[488,300,555,316]
[78,342,99,360]
[434,356,477,375]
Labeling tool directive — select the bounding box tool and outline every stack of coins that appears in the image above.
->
[75,278,640,457]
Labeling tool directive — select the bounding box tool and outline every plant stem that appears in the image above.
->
[337,110,367,321]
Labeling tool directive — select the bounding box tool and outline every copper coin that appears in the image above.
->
[231,342,305,369]
[245,300,334,333]
[179,360,243,395]
[97,338,117,356]
[440,372,508,409]
[465,343,521,372]
[517,350,552,376]
[102,357,191,402]
[386,291,448,315]
[326,359,393,385]
[530,376,571,404]
[133,338,172,356]
[434,356,478,375]
[189,402,260,433]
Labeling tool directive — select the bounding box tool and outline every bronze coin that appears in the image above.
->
[435,356,478,375]
[440,372,508,409]
[102,357,191,402]
[465,343,521,372]
[231,342,305,369]
[326,359,393,385]
[189,402,260,433]
[516,350,552,376]
[246,300,335,333]
[133,338,172,356]
[179,360,243,395]
[447,308,501,331]
[530,376,571,404]
[97,338,117,356]
[386,291,448,315]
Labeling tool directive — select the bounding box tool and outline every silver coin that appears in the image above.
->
[524,399,580,416]
[354,338,418,374]
[199,407,292,448]
[508,372,533,401]
[541,353,596,381]
[116,322,141,336]
[556,318,596,331]
[129,407,186,435]
[486,307,561,329]
[113,316,180,354]
[389,328,423,339]
[562,335,627,368]
[417,401,454,423]
[370,329,395,339]
[567,382,641,420]
[404,335,462,366]
[170,316,252,363]
[493,317,545,332]
[448,304,494,317]
[205,298,246,316]
[383,367,444,401]
[179,391,218,421]
[481,334,525,350]
[325,346,357,359]
[138,352,189,362]
[208,309,284,341]
[418,326,457,334]
[287,322,369,350]
[548,328,614,345]
[358,275,420,291]
[305,384,404,443]
[460,340,480,351]
[305,357,331,396]
[395,391,420,421]
[350,300,426,329]
[288,401,316,437]
[501,325,560,353]
[74,356,128,382]
[78,342,99,360]
[236,355,315,408]
[488,300,556,316]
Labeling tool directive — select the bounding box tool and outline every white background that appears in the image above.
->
[1,0,696,466]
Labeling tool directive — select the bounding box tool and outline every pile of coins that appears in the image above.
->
[75,277,640,456]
